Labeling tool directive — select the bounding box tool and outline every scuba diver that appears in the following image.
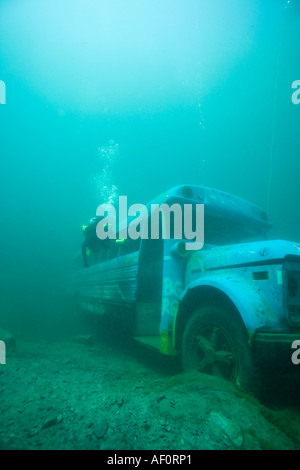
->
[82,216,109,268]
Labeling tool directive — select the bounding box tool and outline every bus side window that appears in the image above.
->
[97,238,110,262]
[108,239,119,260]
[119,238,141,256]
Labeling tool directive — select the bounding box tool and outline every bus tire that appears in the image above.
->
[181,302,257,393]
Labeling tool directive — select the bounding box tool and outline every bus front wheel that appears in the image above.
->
[181,302,256,393]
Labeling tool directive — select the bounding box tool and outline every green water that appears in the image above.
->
[0,0,298,334]
[0,0,300,451]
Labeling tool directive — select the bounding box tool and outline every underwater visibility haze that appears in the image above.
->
[0,0,300,451]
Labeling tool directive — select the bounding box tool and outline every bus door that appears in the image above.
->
[135,237,164,338]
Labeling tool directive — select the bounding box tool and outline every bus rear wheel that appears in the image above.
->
[181,302,256,392]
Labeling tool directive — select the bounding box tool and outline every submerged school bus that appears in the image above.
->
[70,185,300,392]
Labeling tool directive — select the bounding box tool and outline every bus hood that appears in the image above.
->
[193,240,300,271]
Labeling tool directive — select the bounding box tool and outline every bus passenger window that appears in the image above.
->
[119,238,141,256]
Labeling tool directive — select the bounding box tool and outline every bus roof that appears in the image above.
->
[118,184,271,241]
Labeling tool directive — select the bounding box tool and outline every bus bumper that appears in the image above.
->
[253,332,300,369]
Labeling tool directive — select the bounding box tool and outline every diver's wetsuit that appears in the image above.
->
[82,217,104,267]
